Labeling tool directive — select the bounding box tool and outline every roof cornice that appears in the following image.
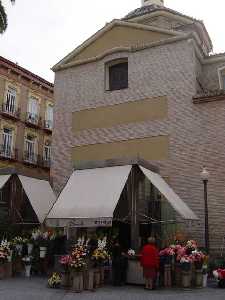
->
[52,19,184,72]
[53,33,197,72]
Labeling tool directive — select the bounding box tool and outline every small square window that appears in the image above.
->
[105,59,128,91]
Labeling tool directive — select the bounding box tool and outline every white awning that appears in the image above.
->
[18,175,56,224]
[47,165,132,227]
[140,166,198,220]
[0,175,11,189]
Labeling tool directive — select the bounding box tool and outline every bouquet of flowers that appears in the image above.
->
[59,255,72,272]
[213,269,225,288]
[190,250,205,269]
[12,236,23,246]
[0,245,9,265]
[69,245,87,272]
[48,272,61,288]
[92,248,110,266]
[128,249,135,256]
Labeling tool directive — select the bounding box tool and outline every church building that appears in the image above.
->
[49,0,225,253]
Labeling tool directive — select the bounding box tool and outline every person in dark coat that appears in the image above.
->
[111,240,127,286]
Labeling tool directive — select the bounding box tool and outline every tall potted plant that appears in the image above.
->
[69,245,87,292]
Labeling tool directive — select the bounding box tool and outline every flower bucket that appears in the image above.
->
[195,269,203,288]
[25,265,31,278]
[72,272,83,292]
[203,274,208,287]
[0,264,5,280]
[181,262,191,272]
[27,244,33,255]
[40,247,47,258]
[181,270,192,288]
[16,244,23,256]
[7,250,13,262]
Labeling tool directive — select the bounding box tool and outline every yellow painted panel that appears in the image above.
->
[73,97,167,132]
[73,25,170,62]
[72,136,169,162]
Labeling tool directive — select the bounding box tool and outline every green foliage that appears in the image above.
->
[0,0,15,33]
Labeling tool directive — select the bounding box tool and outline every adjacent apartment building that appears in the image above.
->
[0,56,54,227]
[51,0,225,253]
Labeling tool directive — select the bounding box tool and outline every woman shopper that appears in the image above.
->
[140,237,159,290]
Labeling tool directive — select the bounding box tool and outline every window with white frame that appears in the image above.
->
[45,104,53,129]
[24,135,37,163]
[5,87,16,114]
[43,142,51,161]
[27,97,39,124]
[2,128,13,158]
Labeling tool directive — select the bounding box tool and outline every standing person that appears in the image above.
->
[140,237,159,290]
[111,239,123,286]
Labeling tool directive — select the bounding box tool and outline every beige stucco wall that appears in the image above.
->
[73,96,168,132]
[71,25,171,63]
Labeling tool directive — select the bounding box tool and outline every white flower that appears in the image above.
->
[213,270,219,279]
[128,249,135,256]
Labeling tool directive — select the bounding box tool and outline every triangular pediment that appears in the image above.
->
[53,20,180,71]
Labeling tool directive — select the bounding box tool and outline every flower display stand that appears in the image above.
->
[94,269,101,288]
[175,263,182,287]
[4,262,12,278]
[13,257,23,275]
[61,272,71,288]
[100,266,105,286]
[72,272,83,293]
[164,264,172,288]
[0,264,6,280]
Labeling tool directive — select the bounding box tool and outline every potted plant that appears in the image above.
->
[22,256,33,278]
[69,245,87,292]
[48,272,61,289]
[180,255,193,288]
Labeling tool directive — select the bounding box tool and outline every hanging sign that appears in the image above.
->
[67,217,112,228]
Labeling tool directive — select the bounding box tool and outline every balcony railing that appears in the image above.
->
[26,112,40,127]
[23,151,38,165]
[43,120,53,131]
[1,104,20,119]
[0,146,18,160]
[41,158,51,169]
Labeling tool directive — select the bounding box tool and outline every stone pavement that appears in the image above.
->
[0,278,225,300]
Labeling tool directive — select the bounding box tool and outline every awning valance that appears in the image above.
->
[46,165,132,227]
[18,175,56,223]
[0,175,11,189]
[140,166,198,220]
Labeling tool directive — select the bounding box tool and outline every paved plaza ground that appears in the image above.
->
[0,278,225,300]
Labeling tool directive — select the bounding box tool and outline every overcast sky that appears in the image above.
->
[0,0,224,83]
